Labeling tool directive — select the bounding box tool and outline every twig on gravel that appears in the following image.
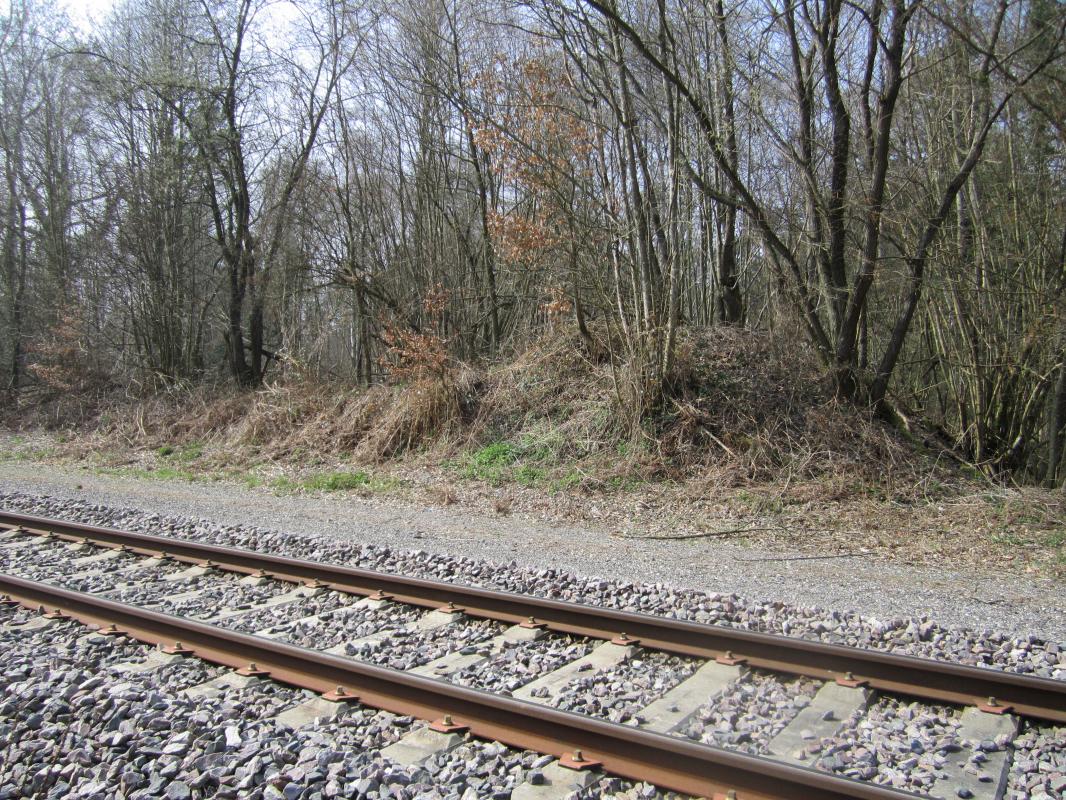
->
[733,552,867,563]
[611,526,796,541]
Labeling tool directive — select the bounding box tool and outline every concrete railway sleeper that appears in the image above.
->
[1,510,1063,726]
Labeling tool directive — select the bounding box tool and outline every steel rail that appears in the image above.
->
[0,572,921,800]
[2,509,1065,723]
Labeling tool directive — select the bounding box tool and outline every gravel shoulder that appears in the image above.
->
[0,462,1063,642]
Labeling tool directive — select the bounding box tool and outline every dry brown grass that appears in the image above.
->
[32,370,471,467]
[465,325,937,496]
[663,328,926,488]
[4,326,944,494]
[2,337,983,514]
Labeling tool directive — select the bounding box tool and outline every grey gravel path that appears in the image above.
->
[0,463,1062,642]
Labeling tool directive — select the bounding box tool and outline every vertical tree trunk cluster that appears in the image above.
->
[0,0,1063,481]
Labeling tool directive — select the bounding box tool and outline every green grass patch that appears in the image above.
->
[304,471,371,491]
[152,466,197,481]
[240,474,265,489]
[514,464,545,487]
[605,474,642,492]
[270,475,299,492]
[157,442,204,462]
[448,436,582,489]
[450,441,521,484]
[990,531,1027,547]
[270,470,397,494]
[0,444,57,463]
[102,465,199,482]
[472,442,520,468]
[549,469,583,493]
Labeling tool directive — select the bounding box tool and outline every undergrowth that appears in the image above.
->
[3,327,949,503]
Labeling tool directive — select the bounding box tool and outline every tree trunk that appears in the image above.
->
[227,251,253,386]
[713,0,743,324]
[1047,344,1066,487]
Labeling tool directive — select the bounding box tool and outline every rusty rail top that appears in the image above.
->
[2,509,1064,723]
[0,572,925,800]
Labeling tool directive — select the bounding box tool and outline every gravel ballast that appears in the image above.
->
[135,574,293,619]
[0,606,671,799]
[549,651,699,724]
[354,619,505,671]
[679,671,821,755]
[1007,722,1066,799]
[2,488,1066,798]
[449,634,596,695]
[816,698,966,793]
[222,592,355,637]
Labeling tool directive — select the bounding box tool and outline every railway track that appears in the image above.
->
[0,509,1063,800]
